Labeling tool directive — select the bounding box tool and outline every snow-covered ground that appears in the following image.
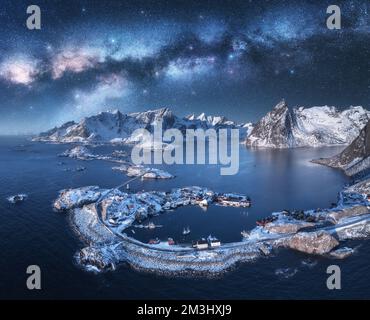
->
[6,194,28,204]
[112,165,174,179]
[54,186,104,211]
[55,186,250,230]
[60,145,174,179]
[59,146,128,163]
[55,180,370,275]
[293,106,370,147]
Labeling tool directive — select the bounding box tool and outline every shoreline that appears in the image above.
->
[59,180,370,276]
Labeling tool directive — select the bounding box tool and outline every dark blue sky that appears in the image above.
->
[0,0,369,134]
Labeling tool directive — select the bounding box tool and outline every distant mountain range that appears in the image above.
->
[34,108,251,144]
[34,101,370,150]
[246,100,370,148]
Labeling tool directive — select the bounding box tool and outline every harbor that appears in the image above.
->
[54,180,370,275]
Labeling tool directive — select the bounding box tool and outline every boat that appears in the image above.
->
[182,227,191,235]
[148,238,160,245]
[147,222,156,229]
[167,237,175,245]
[207,235,221,247]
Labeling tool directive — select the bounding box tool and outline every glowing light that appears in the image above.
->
[0,56,40,85]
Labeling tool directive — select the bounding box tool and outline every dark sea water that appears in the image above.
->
[1,136,370,299]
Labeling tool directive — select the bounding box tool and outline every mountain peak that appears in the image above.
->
[247,100,294,148]
[247,101,370,148]
[33,107,241,143]
[274,99,288,110]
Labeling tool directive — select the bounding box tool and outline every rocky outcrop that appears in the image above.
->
[341,178,370,204]
[59,146,94,159]
[78,246,117,271]
[327,205,369,223]
[53,186,103,211]
[313,120,370,176]
[335,219,370,240]
[7,194,28,204]
[264,221,315,234]
[329,247,354,259]
[112,165,174,179]
[280,230,339,255]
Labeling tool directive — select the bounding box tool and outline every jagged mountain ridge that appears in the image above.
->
[246,100,370,148]
[34,108,248,143]
[246,100,295,148]
[35,101,370,147]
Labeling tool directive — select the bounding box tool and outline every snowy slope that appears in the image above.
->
[246,101,370,148]
[313,120,370,176]
[246,100,295,148]
[293,106,370,147]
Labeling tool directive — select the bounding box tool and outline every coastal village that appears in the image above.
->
[51,177,370,274]
[7,134,370,274]
[18,105,370,275]
[54,185,251,250]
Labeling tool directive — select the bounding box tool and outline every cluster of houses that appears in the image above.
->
[167,187,252,209]
[215,193,251,208]
[147,235,221,250]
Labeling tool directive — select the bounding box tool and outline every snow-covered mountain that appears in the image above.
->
[313,120,370,176]
[246,100,370,148]
[34,108,248,144]
[185,112,253,139]
[246,100,295,148]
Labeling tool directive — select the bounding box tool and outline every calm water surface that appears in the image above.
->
[0,136,369,299]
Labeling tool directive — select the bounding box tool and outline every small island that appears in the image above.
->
[53,181,370,275]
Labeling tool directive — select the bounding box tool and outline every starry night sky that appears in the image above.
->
[0,0,369,134]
